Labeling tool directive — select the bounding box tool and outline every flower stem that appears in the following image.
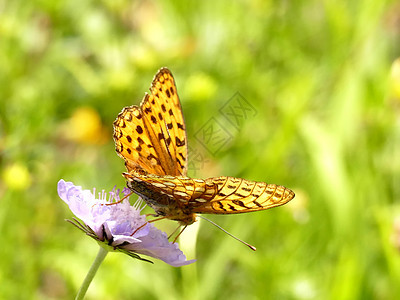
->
[75,246,108,300]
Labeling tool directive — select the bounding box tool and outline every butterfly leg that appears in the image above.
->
[105,191,134,206]
[168,224,182,239]
[148,216,168,223]
[130,222,148,236]
[173,225,188,243]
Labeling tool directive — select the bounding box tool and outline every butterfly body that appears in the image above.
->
[123,170,198,225]
[113,68,295,226]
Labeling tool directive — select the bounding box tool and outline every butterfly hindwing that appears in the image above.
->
[125,172,295,215]
[194,177,295,214]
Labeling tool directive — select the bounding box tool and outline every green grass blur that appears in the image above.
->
[1,0,400,299]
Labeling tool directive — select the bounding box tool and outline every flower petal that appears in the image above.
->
[123,225,196,267]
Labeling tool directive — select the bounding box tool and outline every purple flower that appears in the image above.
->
[57,179,195,267]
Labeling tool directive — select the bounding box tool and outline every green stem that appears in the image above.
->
[75,246,108,300]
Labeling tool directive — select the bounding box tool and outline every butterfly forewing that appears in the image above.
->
[113,68,187,176]
[146,70,188,174]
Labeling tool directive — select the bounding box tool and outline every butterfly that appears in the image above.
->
[113,68,295,227]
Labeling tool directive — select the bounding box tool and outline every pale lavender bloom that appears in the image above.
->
[57,179,195,267]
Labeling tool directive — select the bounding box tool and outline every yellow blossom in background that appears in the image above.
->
[61,106,108,145]
[2,163,32,190]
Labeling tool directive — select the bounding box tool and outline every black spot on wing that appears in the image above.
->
[176,157,184,168]
[232,200,250,208]
[136,126,143,134]
[175,137,185,147]
[228,204,237,211]
[253,200,263,208]
[179,153,186,161]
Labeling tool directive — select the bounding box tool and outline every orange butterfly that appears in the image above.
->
[113,68,294,227]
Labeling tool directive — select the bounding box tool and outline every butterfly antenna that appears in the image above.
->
[198,216,256,251]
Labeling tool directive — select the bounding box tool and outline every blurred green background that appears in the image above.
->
[1,0,400,299]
